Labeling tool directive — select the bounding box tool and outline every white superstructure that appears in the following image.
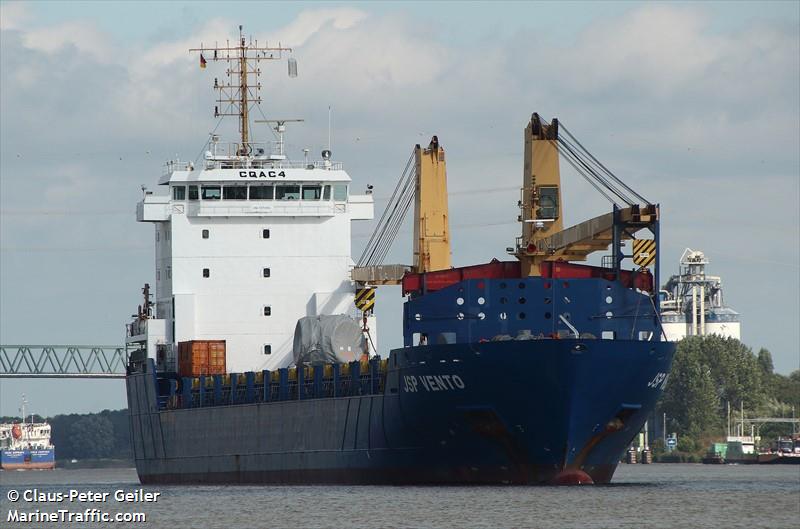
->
[126,29,374,373]
[659,248,741,341]
[0,397,53,451]
[132,143,373,372]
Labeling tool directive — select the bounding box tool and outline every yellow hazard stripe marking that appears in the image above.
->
[355,288,375,303]
[355,288,376,311]
[632,239,657,267]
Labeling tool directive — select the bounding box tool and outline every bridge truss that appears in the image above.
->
[0,345,128,378]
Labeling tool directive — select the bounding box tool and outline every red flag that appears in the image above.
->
[200,53,207,69]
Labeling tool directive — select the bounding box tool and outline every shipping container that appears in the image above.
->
[178,340,226,377]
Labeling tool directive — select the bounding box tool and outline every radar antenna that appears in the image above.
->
[254,119,304,158]
[190,25,294,155]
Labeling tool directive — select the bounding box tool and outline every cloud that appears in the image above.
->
[21,20,118,63]
[269,7,368,46]
[0,1,29,31]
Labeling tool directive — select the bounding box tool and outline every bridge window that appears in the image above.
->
[263,306,272,316]
[275,185,301,200]
[302,185,322,200]
[223,186,247,200]
[172,186,186,200]
[323,185,331,200]
[262,229,270,239]
[249,185,274,200]
[333,184,348,201]
[202,229,209,239]
[188,185,199,200]
[263,345,272,355]
[537,186,559,219]
[201,186,221,200]
[202,268,210,278]
[262,267,271,277]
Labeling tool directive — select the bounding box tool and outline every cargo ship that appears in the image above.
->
[125,27,676,485]
[0,396,55,470]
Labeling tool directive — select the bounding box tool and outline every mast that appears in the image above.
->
[239,28,249,148]
[20,394,27,441]
[190,25,293,154]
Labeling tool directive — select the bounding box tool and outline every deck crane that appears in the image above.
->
[351,136,452,288]
[351,113,661,321]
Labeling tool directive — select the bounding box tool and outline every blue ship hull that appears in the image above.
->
[127,338,674,485]
[1,448,55,470]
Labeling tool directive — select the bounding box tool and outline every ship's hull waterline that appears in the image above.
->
[127,339,674,485]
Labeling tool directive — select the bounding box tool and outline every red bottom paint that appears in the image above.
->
[549,469,594,485]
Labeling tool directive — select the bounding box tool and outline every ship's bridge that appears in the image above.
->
[139,151,372,221]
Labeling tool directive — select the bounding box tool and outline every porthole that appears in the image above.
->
[499,312,508,320]
[605,296,613,304]
[518,282,526,289]
[518,312,526,320]
[544,297,551,304]
[414,313,421,321]
[518,297,526,304]
[478,312,486,320]
[477,296,485,305]
[456,297,465,306]
[605,311,613,319]
[544,312,552,319]
[457,313,465,320]
[500,297,508,304]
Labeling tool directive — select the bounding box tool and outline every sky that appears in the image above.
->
[0,1,798,416]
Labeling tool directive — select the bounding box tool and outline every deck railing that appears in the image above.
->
[160,359,388,410]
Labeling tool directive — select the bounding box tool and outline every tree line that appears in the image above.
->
[658,335,799,454]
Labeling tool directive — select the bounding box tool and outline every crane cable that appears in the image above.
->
[533,116,651,207]
[357,150,415,267]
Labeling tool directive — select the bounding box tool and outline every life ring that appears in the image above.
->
[11,424,22,439]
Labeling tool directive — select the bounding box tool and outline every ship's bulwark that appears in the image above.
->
[127,339,674,485]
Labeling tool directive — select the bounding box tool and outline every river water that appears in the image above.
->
[1,464,798,528]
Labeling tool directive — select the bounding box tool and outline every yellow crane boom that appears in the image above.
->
[413,136,451,274]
